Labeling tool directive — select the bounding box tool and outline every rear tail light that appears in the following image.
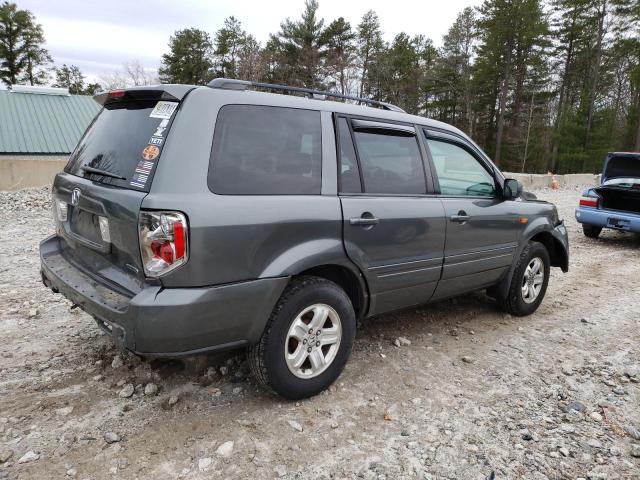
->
[579,196,598,208]
[53,198,68,222]
[138,211,188,277]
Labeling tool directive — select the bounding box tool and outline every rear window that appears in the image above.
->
[353,130,426,194]
[208,105,322,195]
[65,100,178,192]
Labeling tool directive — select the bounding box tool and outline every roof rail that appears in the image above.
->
[207,78,406,113]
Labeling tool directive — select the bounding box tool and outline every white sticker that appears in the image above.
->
[149,101,178,119]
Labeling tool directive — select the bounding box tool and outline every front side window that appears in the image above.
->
[353,130,426,194]
[209,105,322,195]
[426,137,496,197]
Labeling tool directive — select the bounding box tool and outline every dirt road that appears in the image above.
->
[1,186,639,480]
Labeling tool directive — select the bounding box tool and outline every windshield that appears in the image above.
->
[65,99,178,191]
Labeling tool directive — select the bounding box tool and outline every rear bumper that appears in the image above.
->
[40,235,289,356]
[575,207,640,233]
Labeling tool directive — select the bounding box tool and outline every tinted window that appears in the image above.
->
[66,100,177,191]
[353,129,426,194]
[426,137,496,197]
[337,117,361,193]
[209,105,322,195]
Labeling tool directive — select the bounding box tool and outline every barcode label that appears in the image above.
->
[149,101,178,119]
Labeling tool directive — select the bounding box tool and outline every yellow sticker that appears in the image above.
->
[142,145,160,160]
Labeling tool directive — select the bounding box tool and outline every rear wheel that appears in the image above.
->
[499,241,550,316]
[248,276,356,400]
[582,224,602,238]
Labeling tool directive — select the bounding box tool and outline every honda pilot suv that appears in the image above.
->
[40,79,569,399]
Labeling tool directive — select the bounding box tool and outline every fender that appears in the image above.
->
[259,237,371,316]
[493,216,569,299]
[260,238,351,278]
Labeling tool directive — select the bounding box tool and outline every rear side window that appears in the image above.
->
[337,117,362,193]
[65,100,178,192]
[209,105,322,195]
[353,130,426,194]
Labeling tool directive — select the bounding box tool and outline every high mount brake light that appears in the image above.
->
[108,89,126,98]
[579,196,598,208]
[138,211,188,277]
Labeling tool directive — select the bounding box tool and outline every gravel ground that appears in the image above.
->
[0,186,639,480]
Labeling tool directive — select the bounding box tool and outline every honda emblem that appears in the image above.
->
[71,188,81,206]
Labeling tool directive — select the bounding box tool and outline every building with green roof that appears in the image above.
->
[0,85,100,190]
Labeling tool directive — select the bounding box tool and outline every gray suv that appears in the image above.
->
[40,79,569,399]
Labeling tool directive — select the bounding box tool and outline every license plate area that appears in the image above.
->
[70,207,103,244]
[607,217,631,230]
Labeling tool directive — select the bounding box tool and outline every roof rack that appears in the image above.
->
[207,78,406,113]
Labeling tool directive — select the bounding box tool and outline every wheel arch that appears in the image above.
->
[294,263,370,319]
[491,223,568,299]
[529,230,568,272]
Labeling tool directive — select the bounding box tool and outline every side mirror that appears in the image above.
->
[503,178,522,200]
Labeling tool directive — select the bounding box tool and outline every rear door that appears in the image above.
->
[53,90,186,293]
[422,129,518,299]
[337,116,446,315]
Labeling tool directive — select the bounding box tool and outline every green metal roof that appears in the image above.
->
[0,89,101,154]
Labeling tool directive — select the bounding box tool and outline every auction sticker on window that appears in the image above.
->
[149,101,178,119]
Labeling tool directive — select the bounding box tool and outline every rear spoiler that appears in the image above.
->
[93,85,195,106]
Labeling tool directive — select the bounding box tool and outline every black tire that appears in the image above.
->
[247,276,356,400]
[499,241,550,316]
[582,224,602,238]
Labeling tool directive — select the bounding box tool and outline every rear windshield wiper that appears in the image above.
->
[81,166,126,180]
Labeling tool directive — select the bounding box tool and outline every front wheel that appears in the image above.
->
[248,276,356,400]
[499,241,550,316]
[582,224,602,238]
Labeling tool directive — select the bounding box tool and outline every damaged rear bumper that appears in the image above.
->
[39,235,289,357]
[575,207,640,233]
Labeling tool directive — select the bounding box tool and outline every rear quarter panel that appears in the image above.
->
[143,88,347,288]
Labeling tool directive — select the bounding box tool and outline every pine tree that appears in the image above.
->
[236,34,264,81]
[274,0,325,88]
[430,8,477,131]
[0,1,51,87]
[214,17,246,79]
[158,28,214,85]
[611,0,640,149]
[52,64,100,95]
[321,17,356,94]
[356,10,384,98]
[474,0,550,169]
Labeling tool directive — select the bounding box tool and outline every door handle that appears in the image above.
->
[450,211,470,223]
[350,214,379,226]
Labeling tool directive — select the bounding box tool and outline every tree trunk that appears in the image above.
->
[494,45,513,168]
[484,80,499,152]
[549,11,578,172]
[635,94,640,151]
[584,0,608,162]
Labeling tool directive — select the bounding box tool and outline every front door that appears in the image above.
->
[336,116,446,315]
[422,131,519,299]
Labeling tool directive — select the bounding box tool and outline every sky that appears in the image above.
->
[18,0,484,82]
